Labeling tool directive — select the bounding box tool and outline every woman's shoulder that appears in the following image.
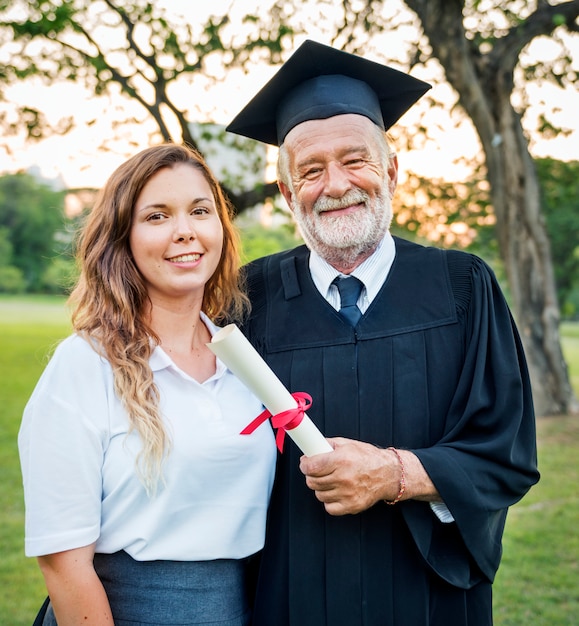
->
[52,333,106,361]
[42,333,112,385]
[24,334,114,421]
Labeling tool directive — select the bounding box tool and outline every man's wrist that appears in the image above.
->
[384,447,406,505]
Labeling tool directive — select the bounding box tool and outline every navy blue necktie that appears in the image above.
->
[333,276,363,326]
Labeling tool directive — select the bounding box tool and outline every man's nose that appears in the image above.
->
[323,162,351,197]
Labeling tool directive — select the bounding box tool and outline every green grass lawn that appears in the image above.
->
[494,414,579,624]
[1,295,578,625]
[0,295,72,624]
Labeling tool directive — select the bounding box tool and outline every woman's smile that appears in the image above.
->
[129,163,224,304]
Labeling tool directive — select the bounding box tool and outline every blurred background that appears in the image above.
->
[0,1,578,623]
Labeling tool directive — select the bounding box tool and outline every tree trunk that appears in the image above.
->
[404,0,579,415]
[483,94,578,415]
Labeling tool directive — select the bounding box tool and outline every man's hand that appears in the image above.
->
[299,437,441,516]
[299,437,401,515]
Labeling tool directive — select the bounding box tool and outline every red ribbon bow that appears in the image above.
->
[240,392,312,452]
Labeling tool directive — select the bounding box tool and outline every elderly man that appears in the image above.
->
[227,40,539,626]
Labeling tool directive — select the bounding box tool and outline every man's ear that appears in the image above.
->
[278,180,294,211]
[388,153,398,198]
[387,153,399,199]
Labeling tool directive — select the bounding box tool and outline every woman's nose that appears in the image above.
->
[174,216,195,241]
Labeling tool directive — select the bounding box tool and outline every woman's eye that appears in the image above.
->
[146,212,165,221]
[192,207,210,215]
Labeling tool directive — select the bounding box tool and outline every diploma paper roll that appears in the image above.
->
[208,324,333,457]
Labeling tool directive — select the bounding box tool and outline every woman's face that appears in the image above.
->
[129,163,224,307]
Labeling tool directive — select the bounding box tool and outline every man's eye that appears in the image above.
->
[303,168,322,179]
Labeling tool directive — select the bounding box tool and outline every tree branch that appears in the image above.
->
[227,181,280,213]
[103,0,157,69]
[490,0,579,72]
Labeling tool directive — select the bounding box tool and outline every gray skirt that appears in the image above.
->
[42,551,252,625]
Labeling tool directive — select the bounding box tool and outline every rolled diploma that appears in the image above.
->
[208,324,333,456]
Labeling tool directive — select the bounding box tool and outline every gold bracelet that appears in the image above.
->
[384,447,406,505]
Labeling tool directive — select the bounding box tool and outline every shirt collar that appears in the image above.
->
[149,312,227,380]
[309,232,396,308]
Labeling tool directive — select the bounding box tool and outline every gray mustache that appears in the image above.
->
[314,190,369,213]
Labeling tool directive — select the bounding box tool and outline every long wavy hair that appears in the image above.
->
[68,143,248,492]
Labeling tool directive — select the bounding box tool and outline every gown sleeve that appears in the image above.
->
[407,252,539,586]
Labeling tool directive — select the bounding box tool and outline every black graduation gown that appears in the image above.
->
[243,238,539,626]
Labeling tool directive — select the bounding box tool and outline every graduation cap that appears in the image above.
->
[226,39,431,146]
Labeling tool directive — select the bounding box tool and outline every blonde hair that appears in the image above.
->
[69,143,248,491]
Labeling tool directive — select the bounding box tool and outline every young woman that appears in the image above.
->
[19,144,276,626]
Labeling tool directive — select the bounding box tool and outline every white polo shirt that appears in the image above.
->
[19,316,277,560]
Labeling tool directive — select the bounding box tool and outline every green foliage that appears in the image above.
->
[238,223,301,263]
[536,158,579,318]
[38,256,78,294]
[561,321,579,394]
[552,13,567,28]
[0,173,66,292]
[0,265,25,292]
[0,225,15,264]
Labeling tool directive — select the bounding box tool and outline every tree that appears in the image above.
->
[398,0,579,415]
[0,172,66,291]
[0,0,295,210]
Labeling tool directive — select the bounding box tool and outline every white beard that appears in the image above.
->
[291,185,393,269]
